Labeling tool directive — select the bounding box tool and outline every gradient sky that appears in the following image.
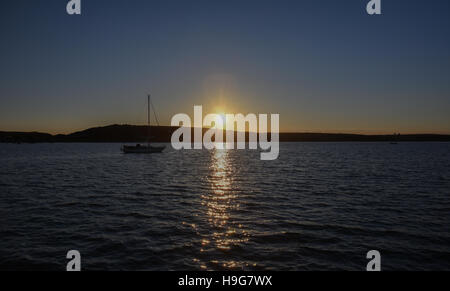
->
[1,0,449,134]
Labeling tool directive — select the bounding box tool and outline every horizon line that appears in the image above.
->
[1,124,450,136]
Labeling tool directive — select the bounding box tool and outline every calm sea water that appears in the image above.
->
[0,142,449,271]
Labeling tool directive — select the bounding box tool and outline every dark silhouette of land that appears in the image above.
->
[1,124,450,143]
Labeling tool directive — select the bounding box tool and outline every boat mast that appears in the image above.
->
[148,94,151,146]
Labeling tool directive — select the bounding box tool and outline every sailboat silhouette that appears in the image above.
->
[121,95,165,153]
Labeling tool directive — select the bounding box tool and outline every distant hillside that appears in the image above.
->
[1,124,450,143]
[0,131,54,143]
[62,125,174,142]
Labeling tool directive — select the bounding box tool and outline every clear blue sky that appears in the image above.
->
[1,0,449,134]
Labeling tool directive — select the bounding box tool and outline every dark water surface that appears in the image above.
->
[0,142,449,270]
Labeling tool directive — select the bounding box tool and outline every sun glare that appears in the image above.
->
[213,113,226,130]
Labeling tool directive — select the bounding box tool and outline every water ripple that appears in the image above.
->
[0,142,449,270]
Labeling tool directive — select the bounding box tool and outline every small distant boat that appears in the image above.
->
[121,95,165,154]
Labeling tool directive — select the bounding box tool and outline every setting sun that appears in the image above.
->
[213,113,226,130]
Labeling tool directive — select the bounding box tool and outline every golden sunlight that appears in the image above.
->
[213,113,226,130]
[200,149,249,256]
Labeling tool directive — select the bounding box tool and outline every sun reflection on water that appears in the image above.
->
[198,145,249,269]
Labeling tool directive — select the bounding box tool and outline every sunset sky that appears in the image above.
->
[1,0,449,134]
